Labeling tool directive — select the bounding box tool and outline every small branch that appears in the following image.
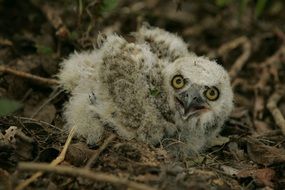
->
[18,163,157,190]
[17,116,63,131]
[252,45,285,120]
[31,1,69,39]
[218,36,251,80]
[0,37,13,46]
[262,45,285,67]
[85,134,116,168]
[267,87,285,135]
[0,65,59,86]
[229,38,251,80]
[15,127,76,190]
[182,16,220,36]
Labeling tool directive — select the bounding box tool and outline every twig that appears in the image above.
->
[0,65,59,86]
[85,134,116,168]
[15,127,76,190]
[218,36,251,80]
[267,87,285,135]
[17,116,63,131]
[18,163,157,190]
[183,16,220,36]
[262,45,285,67]
[232,78,254,91]
[0,37,13,46]
[253,45,285,120]
[31,1,69,38]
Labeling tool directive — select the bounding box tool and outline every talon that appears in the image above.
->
[89,91,97,104]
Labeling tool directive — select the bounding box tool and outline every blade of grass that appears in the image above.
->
[239,0,249,21]
[216,0,232,7]
[255,0,268,18]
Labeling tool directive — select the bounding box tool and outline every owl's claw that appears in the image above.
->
[89,91,97,105]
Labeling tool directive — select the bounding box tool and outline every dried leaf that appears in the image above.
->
[2,126,37,161]
[237,168,275,187]
[254,120,271,135]
[66,143,96,166]
[221,165,239,176]
[246,137,285,166]
[34,104,56,123]
[3,126,18,144]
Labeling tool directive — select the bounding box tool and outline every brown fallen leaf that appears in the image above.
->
[237,168,275,188]
[23,98,56,123]
[66,142,96,167]
[253,120,271,136]
[33,103,57,123]
[246,137,285,166]
[15,129,38,161]
[1,126,37,161]
[0,131,15,171]
[221,165,239,176]
[3,126,18,144]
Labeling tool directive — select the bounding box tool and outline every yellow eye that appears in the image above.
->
[171,75,185,89]
[204,87,220,101]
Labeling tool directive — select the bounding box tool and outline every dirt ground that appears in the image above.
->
[0,0,285,189]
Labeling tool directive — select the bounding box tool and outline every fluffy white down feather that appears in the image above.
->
[58,26,233,154]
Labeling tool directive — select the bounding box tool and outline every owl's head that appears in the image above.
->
[163,56,233,130]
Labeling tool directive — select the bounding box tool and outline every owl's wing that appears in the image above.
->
[61,35,135,144]
[133,24,190,62]
[57,34,127,92]
[98,34,176,144]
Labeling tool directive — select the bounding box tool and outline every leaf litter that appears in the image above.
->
[0,0,285,189]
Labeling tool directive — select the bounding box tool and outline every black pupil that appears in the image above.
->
[176,78,182,84]
[209,89,215,96]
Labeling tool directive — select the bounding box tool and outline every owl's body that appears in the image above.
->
[59,26,233,154]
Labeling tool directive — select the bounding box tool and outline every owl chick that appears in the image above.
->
[58,26,233,154]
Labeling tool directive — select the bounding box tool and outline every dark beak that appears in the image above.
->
[175,90,208,119]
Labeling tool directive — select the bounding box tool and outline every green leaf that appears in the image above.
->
[36,44,54,55]
[0,98,22,116]
[255,0,268,18]
[215,0,232,7]
[239,0,249,19]
[100,0,118,13]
